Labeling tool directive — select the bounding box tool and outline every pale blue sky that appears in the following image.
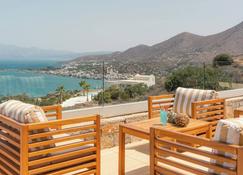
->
[0,0,243,52]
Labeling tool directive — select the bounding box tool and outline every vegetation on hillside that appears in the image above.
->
[164,66,231,92]
[94,84,148,104]
[213,54,233,67]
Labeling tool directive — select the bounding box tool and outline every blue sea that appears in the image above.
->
[0,60,102,97]
[0,60,60,69]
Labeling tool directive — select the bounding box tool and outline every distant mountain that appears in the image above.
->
[0,44,111,61]
[70,21,243,65]
[0,44,79,60]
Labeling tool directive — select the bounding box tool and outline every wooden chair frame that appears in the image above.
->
[234,109,243,118]
[148,94,225,130]
[150,127,243,175]
[0,105,100,175]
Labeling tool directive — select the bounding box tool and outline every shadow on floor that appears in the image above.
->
[126,166,150,175]
[127,142,150,155]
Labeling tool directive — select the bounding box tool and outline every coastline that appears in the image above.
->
[0,69,103,97]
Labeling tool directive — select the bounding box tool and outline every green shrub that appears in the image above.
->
[93,91,112,104]
[213,54,233,67]
[164,66,229,92]
[94,83,148,104]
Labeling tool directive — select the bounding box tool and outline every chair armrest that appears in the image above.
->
[148,94,175,119]
[191,98,225,125]
[27,114,100,129]
[42,105,62,120]
[234,109,243,118]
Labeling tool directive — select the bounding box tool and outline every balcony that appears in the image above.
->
[1,88,243,174]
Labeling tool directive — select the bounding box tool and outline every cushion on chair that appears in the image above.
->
[173,87,217,117]
[209,118,243,174]
[0,100,55,153]
[0,100,47,123]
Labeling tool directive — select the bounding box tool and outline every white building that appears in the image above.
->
[106,74,155,87]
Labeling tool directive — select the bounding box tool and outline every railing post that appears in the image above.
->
[20,125,29,175]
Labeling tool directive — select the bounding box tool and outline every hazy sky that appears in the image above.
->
[0,0,243,52]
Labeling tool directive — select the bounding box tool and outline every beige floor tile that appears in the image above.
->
[101,140,150,175]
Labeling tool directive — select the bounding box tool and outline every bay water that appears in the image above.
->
[0,60,102,97]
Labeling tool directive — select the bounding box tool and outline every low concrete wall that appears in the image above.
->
[63,101,147,118]
[100,112,148,148]
[218,88,243,99]
[225,96,243,118]
[219,88,243,118]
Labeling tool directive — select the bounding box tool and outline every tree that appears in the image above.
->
[55,85,65,104]
[79,81,86,96]
[164,66,230,92]
[93,91,112,104]
[79,81,91,101]
[107,85,120,100]
[213,54,233,67]
[93,83,148,104]
[124,84,148,98]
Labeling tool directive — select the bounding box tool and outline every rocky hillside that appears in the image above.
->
[71,21,243,65]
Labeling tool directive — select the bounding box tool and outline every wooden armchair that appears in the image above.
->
[148,94,225,131]
[150,127,243,175]
[0,105,100,175]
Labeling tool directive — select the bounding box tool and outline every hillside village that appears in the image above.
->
[39,21,243,81]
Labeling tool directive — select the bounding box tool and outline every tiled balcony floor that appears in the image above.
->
[101,140,150,175]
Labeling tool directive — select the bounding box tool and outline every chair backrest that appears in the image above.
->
[150,127,243,175]
[148,94,175,119]
[42,105,62,129]
[42,105,62,121]
[191,98,225,132]
[0,113,100,175]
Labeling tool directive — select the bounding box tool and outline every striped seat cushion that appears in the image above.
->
[0,100,55,155]
[0,100,47,123]
[210,118,243,174]
[173,87,217,117]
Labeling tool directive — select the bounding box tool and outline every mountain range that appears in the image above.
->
[0,44,111,61]
[71,21,243,65]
